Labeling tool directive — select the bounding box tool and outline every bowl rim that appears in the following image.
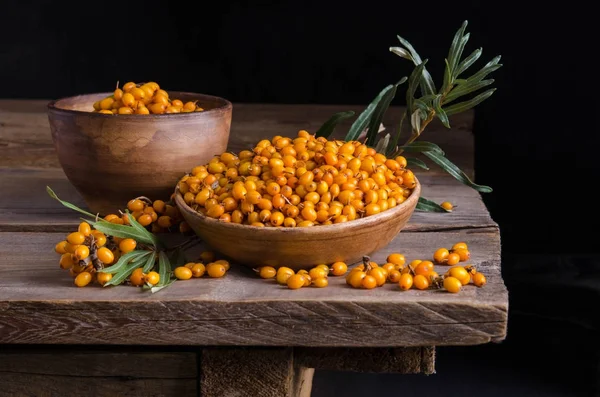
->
[175,176,421,234]
[47,91,232,119]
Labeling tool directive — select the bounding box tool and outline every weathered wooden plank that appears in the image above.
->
[0,100,474,175]
[0,373,196,397]
[0,350,197,378]
[296,347,435,375]
[0,167,496,232]
[0,230,506,347]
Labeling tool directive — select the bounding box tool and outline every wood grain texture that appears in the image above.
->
[0,168,496,233]
[296,347,435,375]
[175,178,420,270]
[201,348,297,397]
[0,230,506,347]
[47,92,232,215]
[0,100,474,175]
[0,350,197,397]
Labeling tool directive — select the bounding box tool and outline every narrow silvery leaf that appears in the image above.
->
[386,110,407,157]
[433,95,450,128]
[104,251,153,286]
[47,186,96,218]
[444,79,495,104]
[416,197,450,212]
[315,111,356,138]
[366,82,400,146]
[442,58,453,94]
[406,157,430,170]
[443,88,496,116]
[423,151,493,192]
[374,133,391,153]
[410,110,421,134]
[467,56,502,83]
[157,251,172,287]
[389,47,413,60]
[456,48,482,77]
[99,250,149,275]
[399,141,445,155]
[346,85,394,141]
[447,20,468,75]
[396,35,436,95]
[406,62,426,114]
[452,33,470,76]
[396,35,423,63]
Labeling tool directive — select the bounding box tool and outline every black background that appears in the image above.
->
[1,1,599,395]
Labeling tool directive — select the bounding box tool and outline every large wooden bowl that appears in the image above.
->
[175,179,421,270]
[47,92,232,215]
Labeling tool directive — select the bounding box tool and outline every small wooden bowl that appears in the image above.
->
[47,92,232,215]
[175,179,421,270]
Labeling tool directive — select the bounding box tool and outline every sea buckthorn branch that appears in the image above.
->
[315,20,501,211]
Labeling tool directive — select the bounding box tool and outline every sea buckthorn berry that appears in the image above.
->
[74,245,90,261]
[207,263,227,278]
[258,266,277,279]
[455,249,471,262]
[330,261,347,276]
[446,253,460,266]
[78,222,92,237]
[309,267,327,280]
[414,261,434,276]
[399,273,413,290]
[74,272,92,287]
[67,232,85,245]
[191,263,206,278]
[157,216,173,228]
[452,242,468,251]
[130,268,146,286]
[287,274,305,289]
[142,271,159,286]
[213,259,230,271]
[387,253,406,267]
[55,241,68,254]
[443,276,462,293]
[361,275,377,289]
[127,199,145,212]
[433,248,450,264]
[348,271,367,288]
[368,267,387,287]
[91,232,106,247]
[175,266,193,280]
[382,263,396,275]
[388,270,402,283]
[448,266,470,285]
[313,277,328,288]
[97,247,114,264]
[59,253,75,269]
[119,238,137,254]
[137,214,153,227]
[441,201,453,211]
[413,274,430,290]
[473,272,487,287]
[96,272,113,286]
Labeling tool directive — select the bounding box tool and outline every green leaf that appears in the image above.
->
[345,85,394,142]
[46,186,97,218]
[374,133,391,154]
[99,250,150,274]
[104,251,153,286]
[443,88,496,116]
[423,151,492,192]
[149,278,175,294]
[406,157,429,170]
[157,251,172,287]
[87,219,157,245]
[395,35,436,95]
[399,141,445,155]
[366,78,406,146]
[389,47,413,61]
[315,111,356,138]
[456,48,482,77]
[447,21,469,76]
[410,110,421,134]
[406,61,427,116]
[433,95,450,128]
[441,59,453,94]
[444,79,495,104]
[466,56,502,84]
[142,251,157,273]
[125,213,161,248]
[452,34,470,78]
[413,99,431,113]
[416,197,450,212]
[386,110,407,157]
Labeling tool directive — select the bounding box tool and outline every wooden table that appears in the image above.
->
[0,100,507,396]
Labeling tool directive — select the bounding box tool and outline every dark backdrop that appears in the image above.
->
[2,1,600,395]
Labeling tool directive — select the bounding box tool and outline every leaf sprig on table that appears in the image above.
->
[316,20,502,211]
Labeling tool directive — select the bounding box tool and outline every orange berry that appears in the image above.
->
[433,248,450,264]
[330,262,347,276]
[413,274,430,290]
[446,253,460,266]
[399,273,413,290]
[174,266,193,280]
[130,268,146,286]
[67,232,85,245]
[97,247,114,264]
[78,222,92,237]
[119,238,137,253]
[145,271,160,286]
[312,277,328,288]
[191,263,206,278]
[74,271,92,287]
[96,272,113,286]
[207,263,227,278]
[443,276,462,293]
[473,272,487,287]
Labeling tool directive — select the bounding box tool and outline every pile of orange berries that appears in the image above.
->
[92,81,205,115]
[178,130,417,227]
[103,196,189,234]
[173,251,230,280]
[54,221,138,287]
[255,261,348,289]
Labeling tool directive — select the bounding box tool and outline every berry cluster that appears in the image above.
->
[179,130,417,227]
[103,197,189,234]
[256,261,348,289]
[54,221,138,287]
[173,251,231,280]
[93,81,204,115]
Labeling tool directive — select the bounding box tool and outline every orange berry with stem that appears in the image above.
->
[443,276,462,293]
[191,263,206,278]
[96,272,113,286]
[433,248,450,264]
[446,253,460,266]
[455,249,471,262]
[130,268,146,286]
[361,275,377,289]
[145,271,160,286]
[312,277,328,288]
[330,261,347,276]
[473,272,487,287]
[399,273,413,290]
[452,242,468,251]
[287,274,305,289]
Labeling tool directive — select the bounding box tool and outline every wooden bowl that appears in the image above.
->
[47,92,232,215]
[175,179,421,270]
